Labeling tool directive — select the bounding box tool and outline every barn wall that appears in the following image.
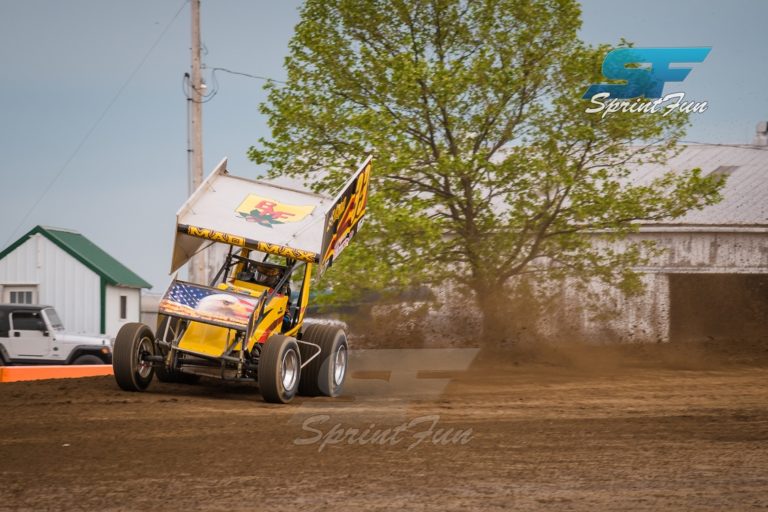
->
[0,234,101,334]
[549,273,670,343]
[105,286,141,337]
[556,231,768,343]
[609,231,768,273]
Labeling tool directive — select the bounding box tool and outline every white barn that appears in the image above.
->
[556,142,768,343]
[371,139,768,346]
[0,226,151,337]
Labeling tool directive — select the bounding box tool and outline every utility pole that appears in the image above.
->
[188,0,206,284]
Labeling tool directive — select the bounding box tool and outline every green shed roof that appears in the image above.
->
[0,226,151,289]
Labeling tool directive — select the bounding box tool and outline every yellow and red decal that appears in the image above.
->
[319,156,371,276]
[235,195,315,228]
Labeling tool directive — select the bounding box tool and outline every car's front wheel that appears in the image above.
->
[113,323,155,392]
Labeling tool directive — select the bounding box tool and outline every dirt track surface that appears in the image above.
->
[1,343,768,511]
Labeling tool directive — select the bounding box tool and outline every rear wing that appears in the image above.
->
[171,156,372,278]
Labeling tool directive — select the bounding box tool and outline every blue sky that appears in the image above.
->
[0,0,766,292]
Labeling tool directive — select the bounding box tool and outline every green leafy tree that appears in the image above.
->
[250,0,723,337]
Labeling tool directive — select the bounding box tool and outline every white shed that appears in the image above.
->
[0,226,151,336]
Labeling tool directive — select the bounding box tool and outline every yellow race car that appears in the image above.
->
[113,156,371,403]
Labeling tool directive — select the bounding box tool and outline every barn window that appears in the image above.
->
[120,295,127,320]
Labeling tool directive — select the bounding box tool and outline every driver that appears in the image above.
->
[253,263,282,289]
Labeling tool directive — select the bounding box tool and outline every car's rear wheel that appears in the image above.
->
[258,335,301,404]
[72,354,104,365]
[298,324,348,397]
[113,323,155,392]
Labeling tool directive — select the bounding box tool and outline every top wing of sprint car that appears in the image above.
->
[170,155,371,278]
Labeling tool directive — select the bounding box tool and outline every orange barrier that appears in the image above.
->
[0,365,113,383]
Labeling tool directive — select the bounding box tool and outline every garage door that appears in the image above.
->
[669,274,768,343]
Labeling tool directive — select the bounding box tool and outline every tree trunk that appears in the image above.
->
[472,281,513,344]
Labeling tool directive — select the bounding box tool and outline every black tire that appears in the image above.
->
[258,335,301,404]
[298,324,348,397]
[72,354,104,365]
[113,323,155,392]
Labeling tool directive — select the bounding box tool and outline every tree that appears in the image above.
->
[249,0,723,338]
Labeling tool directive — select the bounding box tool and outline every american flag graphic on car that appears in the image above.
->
[159,281,259,329]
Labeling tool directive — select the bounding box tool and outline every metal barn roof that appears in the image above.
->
[0,226,151,289]
[630,144,768,228]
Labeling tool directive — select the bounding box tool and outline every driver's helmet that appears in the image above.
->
[254,264,282,288]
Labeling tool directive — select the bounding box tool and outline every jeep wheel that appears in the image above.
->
[72,354,104,365]
[298,324,348,397]
[258,335,301,404]
[113,323,155,392]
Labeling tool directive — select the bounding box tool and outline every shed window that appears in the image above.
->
[11,291,32,304]
[120,295,127,320]
[4,286,37,304]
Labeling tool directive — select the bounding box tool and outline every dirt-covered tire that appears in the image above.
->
[298,324,348,397]
[113,323,155,392]
[72,354,104,365]
[258,335,301,404]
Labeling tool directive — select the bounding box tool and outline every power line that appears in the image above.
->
[211,67,286,84]
[2,0,189,249]
[181,66,286,106]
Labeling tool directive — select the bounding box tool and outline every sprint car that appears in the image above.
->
[113,156,371,403]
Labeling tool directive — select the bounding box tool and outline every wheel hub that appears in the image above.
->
[281,349,299,390]
[334,345,347,386]
[137,337,153,379]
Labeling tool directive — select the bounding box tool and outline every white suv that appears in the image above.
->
[0,304,112,365]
